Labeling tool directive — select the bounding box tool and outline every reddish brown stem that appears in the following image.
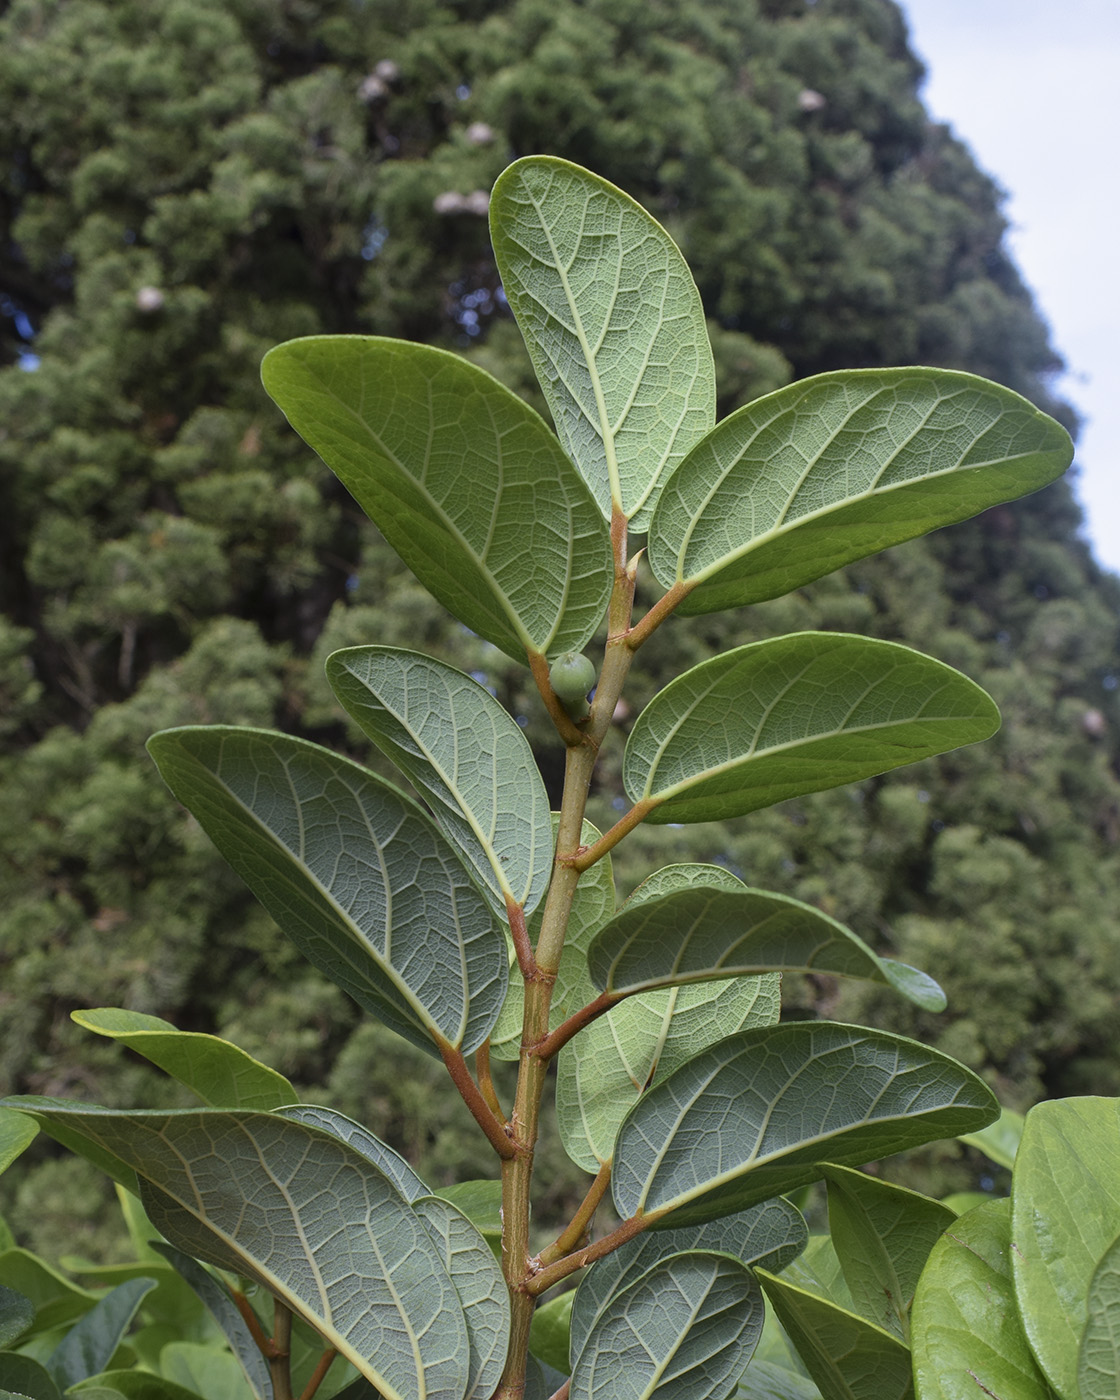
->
[298,1349,339,1400]
[539,1162,612,1267]
[565,798,657,872]
[529,650,593,748]
[626,579,693,650]
[533,990,618,1060]
[476,1040,504,1121]
[232,1288,280,1358]
[528,1213,658,1296]
[437,1040,517,1159]
[548,1381,572,1400]
[506,897,537,982]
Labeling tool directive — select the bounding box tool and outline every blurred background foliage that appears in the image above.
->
[2,0,1118,1262]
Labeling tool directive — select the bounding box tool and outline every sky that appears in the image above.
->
[900,0,1120,573]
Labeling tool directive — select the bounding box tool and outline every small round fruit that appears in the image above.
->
[549,651,597,703]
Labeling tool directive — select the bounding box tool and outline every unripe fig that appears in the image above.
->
[549,651,596,706]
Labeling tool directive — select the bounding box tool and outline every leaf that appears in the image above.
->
[326,646,552,915]
[611,1022,998,1229]
[623,633,1000,825]
[0,1108,38,1177]
[491,155,715,529]
[587,885,945,1012]
[0,1286,34,1348]
[958,1105,1025,1171]
[432,1181,502,1243]
[411,1197,510,1400]
[569,1251,763,1399]
[147,726,507,1056]
[3,1103,470,1400]
[734,1360,823,1400]
[71,1372,234,1400]
[0,1354,61,1400]
[70,1009,294,1110]
[570,1197,807,1366]
[44,1278,157,1391]
[275,1105,429,1203]
[822,1165,955,1340]
[261,335,612,663]
[528,1290,574,1375]
[159,1342,256,1400]
[757,1267,913,1400]
[0,1246,98,1333]
[1011,1096,1120,1400]
[1079,1231,1120,1400]
[647,367,1074,613]
[489,817,613,1062]
[911,1198,1053,1400]
[148,1243,271,1400]
[524,1355,570,1400]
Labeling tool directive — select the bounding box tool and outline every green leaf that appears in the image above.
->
[261,336,612,663]
[489,817,613,1063]
[757,1267,913,1400]
[0,1286,34,1348]
[822,1165,954,1340]
[911,1198,1054,1400]
[1079,1231,1120,1400]
[147,1243,270,1400]
[0,1247,98,1334]
[146,726,507,1056]
[0,1108,38,1177]
[529,1290,574,1375]
[490,155,715,529]
[275,1105,429,1203]
[71,1372,235,1400]
[958,1105,1025,1171]
[734,1360,823,1400]
[569,1251,763,1399]
[612,1023,998,1228]
[570,1197,807,1366]
[70,1009,294,1110]
[431,1181,502,1244]
[159,1342,255,1400]
[411,1197,509,1400]
[623,634,1000,824]
[647,367,1074,613]
[3,1104,469,1400]
[0,1355,61,1400]
[1011,1096,1120,1400]
[326,646,552,915]
[44,1278,156,1392]
[587,885,945,1012]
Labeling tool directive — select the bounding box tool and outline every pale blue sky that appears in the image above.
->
[902,0,1120,571]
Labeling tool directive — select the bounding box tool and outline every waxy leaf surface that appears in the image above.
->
[570,1197,807,1366]
[911,1198,1052,1400]
[4,1104,469,1400]
[1079,1231,1120,1400]
[71,1009,294,1110]
[570,1251,763,1400]
[0,1109,37,1178]
[648,367,1074,613]
[327,647,552,915]
[147,726,507,1056]
[612,1023,997,1227]
[262,336,611,662]
[624,634,999,824]
[1011,1096,1120,1400]
[491,156,715,528]
[587,885,944,1011]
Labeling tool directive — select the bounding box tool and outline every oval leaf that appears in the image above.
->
[491,156,715,529]
[570,1251,763,1400]
[45,1277,157,1391]
[0,1285,34,1349]
[276,1104,429,1203]
[70,1009,294,1110]
[326,646,552,916]
[587,885,945,1012]
[0,1108,38,1178]
[648,367,1074,613]
[1079,1231,1120,1400]
[912,1198,1052,1400]
[570,1197,807,1367]
[5,1103,469,1400]
[147,726,507,1056]
[612,1023,998,1228]
[623,634,1000,824]
[1011,1096,1120,1400]
[261,336,611,663]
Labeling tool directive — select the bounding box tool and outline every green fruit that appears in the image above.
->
[549,651,597,704]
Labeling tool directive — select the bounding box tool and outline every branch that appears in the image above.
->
[626,579,693,651]
[506,897,537,982]
[538,1162,612,1267]
[437,1040,517,1159]
[269,1299,294,1400]
[527,1213,658,1296]
[476,1040,505,1121]
[530,650,593,748]
[564,798,657,872]
[298,1349,339,1400]
[533,991,617,1060]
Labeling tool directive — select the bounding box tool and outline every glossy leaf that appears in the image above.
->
[45,1278,157,1391]
[587,885,945,1011]
[71,1009,294,1110]
[624,633,1000,825]
[261,335,611,663]
[0,1354,61,1400]
[958,1106,1025,1171]
[159,1342,255,1400]
[911,1198,1053,1400]
[412,1197,510,1400]
[0,1108,37,1177]
[1079,1231,1120,1400]
[147,726,507,1056]
[3,1103,470,1400]
[757,1267,913,1400]
[148,1243,270,1400]
[735,1361,822,1400]
[276,1104,429,1203]
[647,367,1073,613]
[0,1285,34,1348]
[490,817,613,1062]
[528,1290,574,1375]
[1011,1096,1120,1400]
[0,1245,98,1334]
[72,1373,223,1400]
[570,1197,807,1366]
[491,155,715,529]
[612,1023,998,1228]
[432,1181,502,1246]
[327,646,552,915]
[570,1251,763,1400]
[823,1166,954,1341]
